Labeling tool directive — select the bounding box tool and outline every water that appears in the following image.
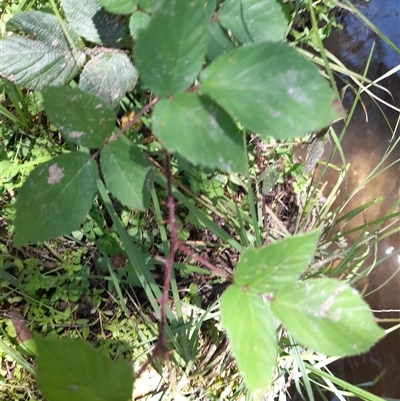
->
[315,0,400,398]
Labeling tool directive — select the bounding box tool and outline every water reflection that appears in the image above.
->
[314,0,399,398]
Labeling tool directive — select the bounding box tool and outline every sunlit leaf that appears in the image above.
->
[0,11,85,90]
[220,285,277,400]
[218,0,287,43]
[152,93,246,172]
[5,10,83,49]
[201,43,345,139]
[60,0,126,45]
[42,86,115,148]
[35,335,133,401]
[234,231,320,292]
[270,278,385,356]
[15,153,98,246]
[129,10,151,40]
[100,135,153,210]
[135,0,208,97]
[79,52,138,109]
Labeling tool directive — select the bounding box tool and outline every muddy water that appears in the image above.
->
[315,0,400,398]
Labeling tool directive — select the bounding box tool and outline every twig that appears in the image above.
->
[137,153,178,377]
[254,135,270,242]
[137,151,231,379]
[157,153,179,353]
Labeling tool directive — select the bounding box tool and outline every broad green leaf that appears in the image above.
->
[270,279,385,356]
[129,10,151,40]
[234,231,320,292]
[35,335,132,401]
[42,86,116,148]
[206,0,217,19]
[220,285,277,400]
[15,153,98,246]
[138,0,160,13]
[218,0,287,44]
[60,0,126,45]
[0,12,85,90]
[5,10,83,49]
[201,43,345,140]
[79,52,138,109]
[98,0,138,15]
[207,21,234,60]
[152,93,246,173]
[135,0,208,97]
[100,135,153,210]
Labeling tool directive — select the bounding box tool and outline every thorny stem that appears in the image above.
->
[138,152,231,379]
[157,153,179,353]
[254,135,270,243]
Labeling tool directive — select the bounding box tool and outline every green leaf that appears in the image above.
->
[100,135,153,210]
[15,153,98,246]
[135,0,208,97]
[129,10,151,40]
[42,86,116,148]
[207,21,234,60]
[206,0,217,19]
[234,231,320,292]
[79,52,139,109]
[270,278,385,356]
[218,0,287,44]
[220,285,277,400]
[152,93,246,173]
[201,43,345,140]
[0,11,85,90]
[5,10,83,49]
[98,0,138,15]
[60,0,126,45]
[17,339,37,357]
[138,0,160,13]
[35,335,133,401]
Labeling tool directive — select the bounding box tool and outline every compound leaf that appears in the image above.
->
[35,335,132,401]
[0,11,85,90]
[79,52,138,109]
[270,279,385,356]
[135,0,208,97]
[15,153,98,246]
[42,86,116,148]
[152,93,246,173]
[100,135,153,210]
[218,0,287,44]
[98,0,138,15]
[61,0,126,45]
[220,285,277,400]
[234,230,320,292]
[201,42,345,140]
